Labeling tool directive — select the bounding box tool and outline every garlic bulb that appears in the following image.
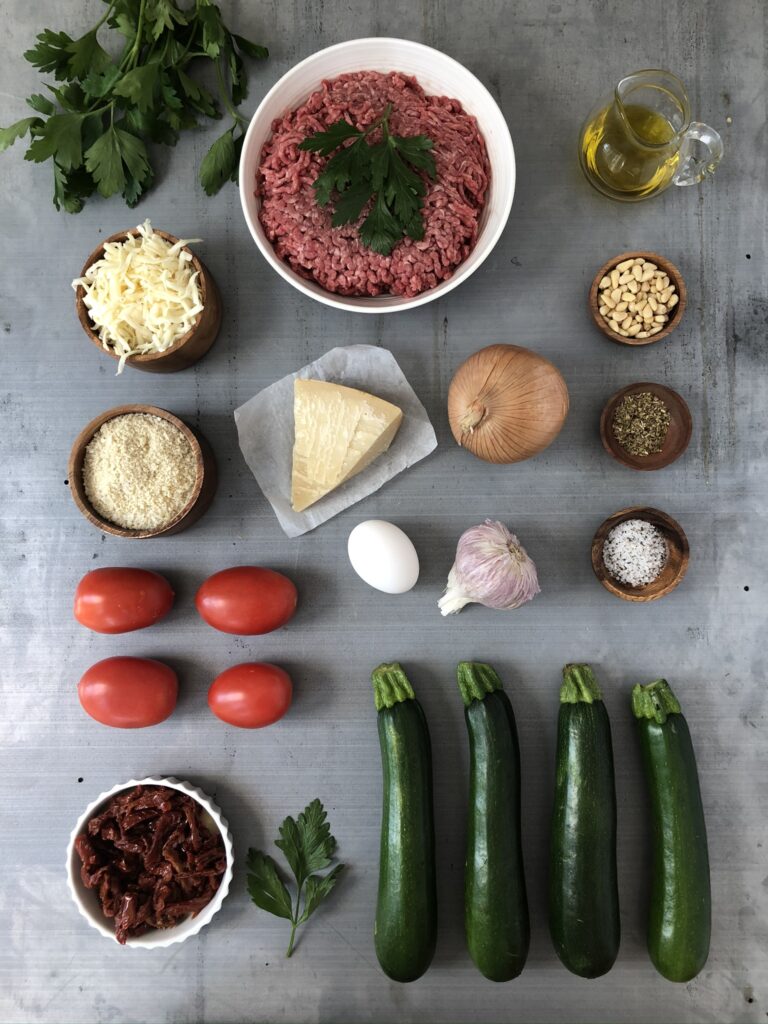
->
[438,520,540,616]
[447,344,569,464]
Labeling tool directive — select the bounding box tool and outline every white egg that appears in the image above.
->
[347,520,420,594]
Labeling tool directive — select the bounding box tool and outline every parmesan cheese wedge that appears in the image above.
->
[291,380,403,513]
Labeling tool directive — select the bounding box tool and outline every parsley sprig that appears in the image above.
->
[0,0,268,212]
[246,799,344,958]
[298,105,436,256]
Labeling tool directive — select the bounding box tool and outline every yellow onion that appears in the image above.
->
[447,344,569,464]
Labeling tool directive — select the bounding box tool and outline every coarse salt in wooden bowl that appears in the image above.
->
[589,251,686,346]
[75,228,222,373]
[599,382,692,471]
[68,404,217,539]
[591,506,689,602]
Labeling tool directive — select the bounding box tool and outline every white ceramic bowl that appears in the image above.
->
[239,37,515,313]
[66,777,234,948]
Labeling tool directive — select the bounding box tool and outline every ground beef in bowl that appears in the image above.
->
[257,71,490,298]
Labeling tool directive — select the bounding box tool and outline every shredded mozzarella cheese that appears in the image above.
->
[72,220,204,374]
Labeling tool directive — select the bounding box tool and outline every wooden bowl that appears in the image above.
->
[75,229,222,373]
[600,382,692,470]
[68,405,217,539]
[589,251,686,346]
[591,507,689,602]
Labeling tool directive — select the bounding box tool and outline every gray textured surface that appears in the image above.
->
[1,1,766,1021]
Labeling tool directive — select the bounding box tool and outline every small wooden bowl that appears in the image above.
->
[591,506,689,602]
[600,382,692,470]
[75,229,222,373]
[68,405,217,539]
[589,251,686,346]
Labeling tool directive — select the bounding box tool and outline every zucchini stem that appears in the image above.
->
[560,663,602,704]
[631,679,681,723]
[372,662,415,711]
[457,661,503,705]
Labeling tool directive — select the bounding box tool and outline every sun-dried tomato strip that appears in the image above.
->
[75,786,225,944]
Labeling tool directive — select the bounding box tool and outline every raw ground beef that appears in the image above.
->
[257,71,490,298]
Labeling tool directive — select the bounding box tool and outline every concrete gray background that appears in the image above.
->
[1,1,766,1021]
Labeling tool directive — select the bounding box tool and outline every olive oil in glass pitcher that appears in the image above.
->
[579,70,723,201]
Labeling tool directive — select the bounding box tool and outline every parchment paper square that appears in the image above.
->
[234,345,438,537]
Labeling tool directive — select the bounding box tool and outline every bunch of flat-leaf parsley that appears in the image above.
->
[0,0,267,212]
[298,104,436,256]
[246,799,344,957]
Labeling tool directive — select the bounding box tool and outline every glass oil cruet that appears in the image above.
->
[579,69,723,201]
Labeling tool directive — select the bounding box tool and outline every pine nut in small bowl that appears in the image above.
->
[74,221,222,373]
[66,777,234,948]
[68,404,217,539]
[591,506,689,602]
[599,382,692,471]
[589,252,686,346]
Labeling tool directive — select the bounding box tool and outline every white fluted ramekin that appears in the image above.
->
[66,776,234,948]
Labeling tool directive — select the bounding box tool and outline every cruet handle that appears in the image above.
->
[672,122,724,186]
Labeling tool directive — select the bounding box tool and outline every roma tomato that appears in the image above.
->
[78,657,178,729]
[208,663,292,729]
[195,567,297,635]
[74,568,174,634]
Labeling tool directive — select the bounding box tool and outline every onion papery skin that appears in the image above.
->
[447,344,569,464]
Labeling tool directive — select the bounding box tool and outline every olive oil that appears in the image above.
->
[580,103,680,201]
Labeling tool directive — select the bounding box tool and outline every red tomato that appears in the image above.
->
[195,567,298,635]
[208,663,292,729]
[78,657,178,729]
[74,568,174,634]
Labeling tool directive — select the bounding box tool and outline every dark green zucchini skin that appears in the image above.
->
[372,663,437,983]
[549,664,620,978]
[633,680,711,982]
[460,663,529,982]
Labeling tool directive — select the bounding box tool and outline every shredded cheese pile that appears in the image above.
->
[72,220,204,374]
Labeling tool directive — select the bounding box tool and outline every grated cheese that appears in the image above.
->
[83,413,197,531]
[72,220,204,374]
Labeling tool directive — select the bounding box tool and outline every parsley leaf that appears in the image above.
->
[53,161,94,213]
[331,178,374,227]
[300,107,436,256]
[0,117,41,153]
[176,69,219,118]
[84,125,150,199]
[299,118,362,157]
[26,94,55,116]
[4,2,268,210]
[197,4,226,59]
[361,191,404,256]
[232,34,269,60]
[66,29,111,81]
[199,125,237,196]
[145,0,188,40]
[247,799,345,957]
[298,865,344,924]
[245,850,293,920]
[81,66,123,100]
[24,112,84,170]
[113,62,161,113]
[24,29,73,79]
[393,133,436,175]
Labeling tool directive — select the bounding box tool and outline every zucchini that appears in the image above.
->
[632,679,710,982]
[549,664,620,978]
[458,662,529,981]
[372,663,437,982]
